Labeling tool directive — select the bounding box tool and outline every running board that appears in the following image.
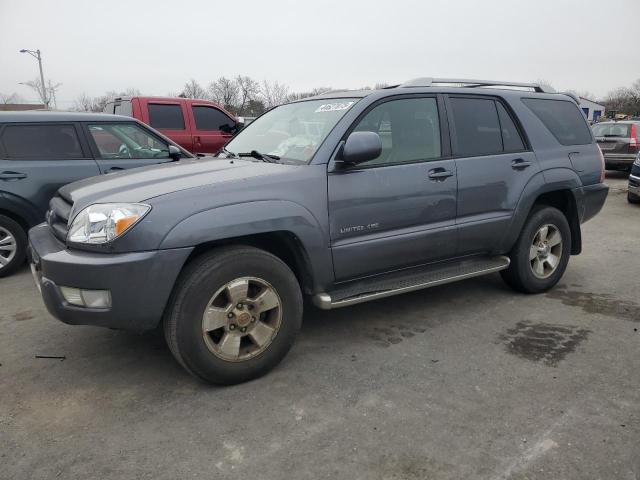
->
[313,256,510,310]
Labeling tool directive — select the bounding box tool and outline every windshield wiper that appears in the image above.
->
[220,147,239,158]
[237,150,280,163]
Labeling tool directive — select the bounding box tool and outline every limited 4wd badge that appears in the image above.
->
[315,102,355,113]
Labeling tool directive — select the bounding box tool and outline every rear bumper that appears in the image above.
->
[28,223,193,331]
[573,183,608,224]
[603,153,636,167]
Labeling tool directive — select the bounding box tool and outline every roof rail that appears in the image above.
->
[399,77,555,93]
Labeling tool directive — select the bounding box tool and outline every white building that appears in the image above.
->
[578,97,606,123]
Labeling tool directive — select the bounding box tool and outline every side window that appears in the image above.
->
[496,102,526,152]
[192,106,234,131]
[522,98,592,146]
[148,103,185,130]
[88,123,170,159]
[1,124,84,159]
[114,100,133,117]
[450,98,502,156]
[351,97,441,166]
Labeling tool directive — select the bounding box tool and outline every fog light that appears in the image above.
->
[60,286,111,309]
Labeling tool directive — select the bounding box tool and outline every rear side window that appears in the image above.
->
[1,124,84,159]
[148,103,185,130]
[114,100,132,117]
[496,102,526,152]
[522,98,592,145]
[450,98,503,156]
[192,106,234,131]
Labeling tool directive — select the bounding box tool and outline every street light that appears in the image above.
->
[19,49,48,109]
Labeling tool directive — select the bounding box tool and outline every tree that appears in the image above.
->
[0,92,25,104]
[73,93,101,112]
[72,88,142,112]
[235,75,260,115]
[260,80,289,109]
[209,77,239,111]
[286,87,332,102]
[180,79,207,99]
[601,79,640,116]
[20,77,49,106]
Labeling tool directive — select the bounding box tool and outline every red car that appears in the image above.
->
[104,96,241,155]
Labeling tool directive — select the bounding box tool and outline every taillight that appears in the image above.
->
[597,144,605,182]
[630,124,639,152]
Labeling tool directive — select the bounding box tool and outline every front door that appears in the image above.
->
[328,96,457,281]
[0,122,100,219]
[446,96,539,256]
[83,122,174,174]
[188,103,235,154]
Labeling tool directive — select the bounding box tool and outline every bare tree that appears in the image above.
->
[287,86,332,102]
[235,75,260,115]
[209,77,240,111]
[72,88,143,112]
[0,92,25,104]
[260,80,289,109]
[73,93,101,112]
[20,77,48,105]
[180,79,207,99]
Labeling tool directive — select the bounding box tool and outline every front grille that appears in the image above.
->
[47,194,73,242]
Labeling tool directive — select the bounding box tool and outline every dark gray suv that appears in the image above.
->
[28,78,609,384]
[0,111,190,276]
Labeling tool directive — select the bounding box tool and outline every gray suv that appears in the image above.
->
[28,78,609,384]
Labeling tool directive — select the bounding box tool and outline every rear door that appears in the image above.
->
[83,121,174,174]
[328,95,458,280]
[0,122,100,219]
[188,102,236,154]
[447,95,539,256]
[143,100,193,152]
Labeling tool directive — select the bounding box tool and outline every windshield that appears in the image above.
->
[224,98,359,163]
[592,123,630,138]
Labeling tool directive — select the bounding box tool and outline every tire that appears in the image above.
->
[628,192,640,204]
[501,206,571,294]
[163,246,303,385]
[0,215,27,278]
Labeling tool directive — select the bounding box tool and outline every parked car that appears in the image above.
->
[628,154,640,204]
[592,120,640,171]
[29,78,608,385]
[103,96,242,155]
[0,111,192,276]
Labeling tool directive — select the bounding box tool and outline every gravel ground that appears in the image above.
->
[1,172,638,480]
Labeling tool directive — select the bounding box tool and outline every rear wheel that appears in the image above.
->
[501,206,571,294]
[164,246,303,385]
[0,215,27,278]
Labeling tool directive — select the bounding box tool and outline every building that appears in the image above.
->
[0,103,45,111]
[578,97,606,123]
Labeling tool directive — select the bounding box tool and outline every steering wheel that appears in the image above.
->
[118,144,132,158]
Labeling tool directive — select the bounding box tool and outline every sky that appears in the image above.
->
[1,0,638,108]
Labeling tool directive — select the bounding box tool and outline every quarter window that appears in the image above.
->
[148,103,185,130]
[496,102,525,152]
[1,124,84,159]
[351,97,441,166]
[450,98,503,156]
[88,123,170,159]
[192,106,234,131]
[522,98,592,146]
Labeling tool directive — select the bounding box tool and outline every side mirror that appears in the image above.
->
[168,145,182,161]
[341,131,382,165]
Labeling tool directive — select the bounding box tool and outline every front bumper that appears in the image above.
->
[28,223,193,331]
[629,174,640,197]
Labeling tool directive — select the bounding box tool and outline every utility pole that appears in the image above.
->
[19,48,49,109]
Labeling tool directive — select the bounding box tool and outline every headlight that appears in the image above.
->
[67,203,150,244]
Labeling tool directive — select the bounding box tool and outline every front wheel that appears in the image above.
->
[501,206,571,294]
[163,246,303,385]
[0,215,27,278]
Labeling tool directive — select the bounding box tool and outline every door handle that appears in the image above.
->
[105,167,124,174]
[0,171,27,180]
[511,159,531,170]
[428,168,453,180]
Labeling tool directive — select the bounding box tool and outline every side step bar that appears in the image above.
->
[313,256,510,310]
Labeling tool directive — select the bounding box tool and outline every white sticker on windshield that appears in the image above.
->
[315,102,355,113]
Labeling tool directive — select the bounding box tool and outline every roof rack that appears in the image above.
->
[399,77,555,93]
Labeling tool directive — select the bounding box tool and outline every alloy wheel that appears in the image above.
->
[529,224,563,279]
[0,227,17,270]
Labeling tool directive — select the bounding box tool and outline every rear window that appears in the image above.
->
[1,124,84,159]
[592,123,631,138]
[522,98,592,146]
[148,103,185,130]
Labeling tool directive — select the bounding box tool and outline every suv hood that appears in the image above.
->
[60,158,301,209]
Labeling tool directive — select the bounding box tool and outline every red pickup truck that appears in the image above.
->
[103,96,241,155]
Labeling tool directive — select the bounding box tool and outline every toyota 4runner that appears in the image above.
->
[28,78,609,384]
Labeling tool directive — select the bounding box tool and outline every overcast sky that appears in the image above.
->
[1,0,638,107]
